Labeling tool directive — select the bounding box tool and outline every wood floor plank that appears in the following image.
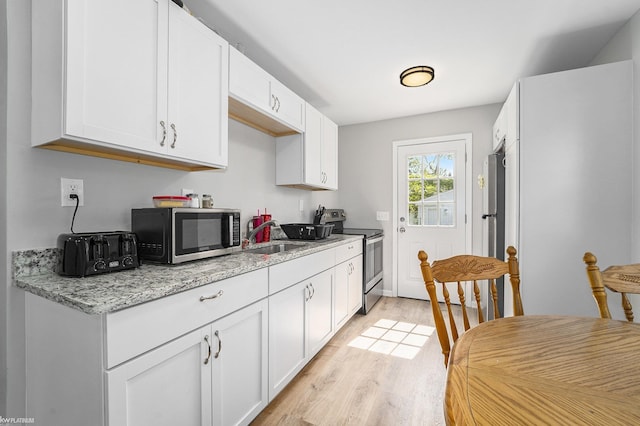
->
[252,297,451,425]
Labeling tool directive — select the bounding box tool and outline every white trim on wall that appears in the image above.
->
[391,133,473,297]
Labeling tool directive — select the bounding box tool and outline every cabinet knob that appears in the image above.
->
[170,123,177,149]
[199,289,224,302]
[159,121,166,147]
[214,330,222,359]
[203,335,212,365]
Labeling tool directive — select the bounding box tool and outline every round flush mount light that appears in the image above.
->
[400,65,435,87]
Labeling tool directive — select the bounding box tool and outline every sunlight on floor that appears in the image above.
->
[347,318,435,359]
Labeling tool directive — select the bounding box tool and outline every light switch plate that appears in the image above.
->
[376,211,390,221]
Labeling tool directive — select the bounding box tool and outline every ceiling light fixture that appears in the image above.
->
[400,65,435,87]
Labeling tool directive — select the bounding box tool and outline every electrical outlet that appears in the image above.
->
[61,178,84,207]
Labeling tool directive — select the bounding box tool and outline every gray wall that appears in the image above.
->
[335,105,500,295]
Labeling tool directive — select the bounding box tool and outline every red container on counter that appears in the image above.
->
[262,213,272,242]
[252,215,263,243]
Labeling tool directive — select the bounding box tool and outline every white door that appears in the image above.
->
[396,137,470,300]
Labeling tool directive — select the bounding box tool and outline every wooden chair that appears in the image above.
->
[418,246,524,367]
[583,252,640,322]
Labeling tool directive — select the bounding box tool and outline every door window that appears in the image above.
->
[407,153,456,226]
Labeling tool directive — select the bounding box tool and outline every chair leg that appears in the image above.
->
[621,293,634,322]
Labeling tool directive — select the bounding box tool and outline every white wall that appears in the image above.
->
[335,105,500,295]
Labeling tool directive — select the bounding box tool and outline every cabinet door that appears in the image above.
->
[228,46,272,112]
[270,79,305,132]
[303,103,323,186]
[65,0,166,152]
[211,299,268,426]
[321,116,338,190]
[334,261,350,330]
[167,3,228,166]
[348,255,363,314]
[307,269,334,358]
[106,327,212,426]
[268,281,307,400]
[504,142,518,253]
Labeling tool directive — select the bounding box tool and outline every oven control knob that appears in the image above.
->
[122,256,135,267]
[94,260,106,271]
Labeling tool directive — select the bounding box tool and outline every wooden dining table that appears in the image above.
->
[444,315,640,425]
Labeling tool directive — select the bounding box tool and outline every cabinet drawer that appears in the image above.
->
[335,240,362,265]
[269,249,335,295]
[105,268,268,368]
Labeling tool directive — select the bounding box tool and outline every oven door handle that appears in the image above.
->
[366,235,384,245]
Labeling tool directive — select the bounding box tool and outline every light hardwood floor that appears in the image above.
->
[252,297,449,425]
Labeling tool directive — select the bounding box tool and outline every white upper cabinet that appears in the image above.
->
[275,103,338,190]
[167,2,228,167]
[31,0,229,171]
[492,103,507,151]
[228,46,305,136]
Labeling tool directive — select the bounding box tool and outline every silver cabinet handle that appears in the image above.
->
[271,94,277,111]
[159,121,166,147]
[199,290,223,302]
[170,123,177,148]
[214,330,222,359]
[305,284,311,302]
[203,335,212,365]
[309,283,315,299]
[275,96,280,112]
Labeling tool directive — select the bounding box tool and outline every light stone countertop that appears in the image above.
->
[13,235,363,315]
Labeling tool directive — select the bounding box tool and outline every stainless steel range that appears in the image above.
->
[318,208,383,314]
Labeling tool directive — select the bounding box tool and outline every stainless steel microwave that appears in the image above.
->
[131,208,241,264]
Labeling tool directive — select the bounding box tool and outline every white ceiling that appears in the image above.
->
[184,0,640,126]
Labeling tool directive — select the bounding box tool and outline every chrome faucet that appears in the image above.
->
[247,220,280,244]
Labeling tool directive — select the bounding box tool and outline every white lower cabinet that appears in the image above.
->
[210,299,268,426]
[107,298,268,426]
[107,327,212,426]
[335,254,363,330]
[23,240,362,425]
[268,268,334,400]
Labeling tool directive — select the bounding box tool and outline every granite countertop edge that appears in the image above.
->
[13,235,363,315]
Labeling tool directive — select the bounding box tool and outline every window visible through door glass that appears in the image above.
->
[407,153,456,226]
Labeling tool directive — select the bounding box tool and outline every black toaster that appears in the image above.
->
[57,231,140,277]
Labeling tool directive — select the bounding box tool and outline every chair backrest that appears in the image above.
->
[418,246,523,367]
[583,252,640,322]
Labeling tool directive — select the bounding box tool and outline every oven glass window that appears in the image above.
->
[366,238,383,283]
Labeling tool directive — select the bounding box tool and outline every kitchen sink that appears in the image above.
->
[244,243,301,255]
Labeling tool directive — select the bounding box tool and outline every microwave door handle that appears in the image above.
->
[227,214,233,247]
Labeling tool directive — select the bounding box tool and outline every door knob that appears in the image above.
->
[399,227,406,233]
